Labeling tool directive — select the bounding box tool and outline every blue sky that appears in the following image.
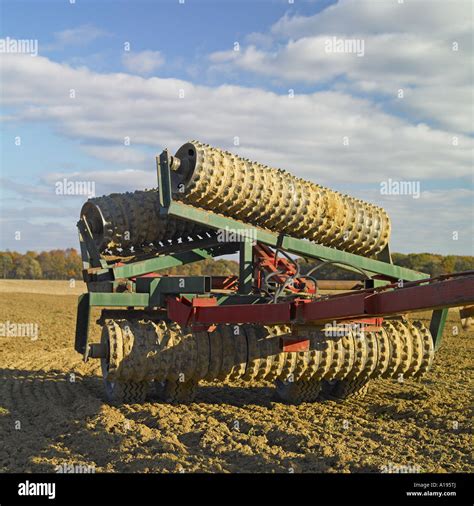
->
[0,0,473,254]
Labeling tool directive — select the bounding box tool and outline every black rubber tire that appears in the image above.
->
[319,376,370,401]
[274,378,322,404]
[155,379,198,404]
[103,379,148,404]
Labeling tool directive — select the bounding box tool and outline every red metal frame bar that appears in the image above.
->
[281,337,310,352]
[167,273,474,326]
[364,274,473,316]
[211,276,238,290]
[280,317,384,352]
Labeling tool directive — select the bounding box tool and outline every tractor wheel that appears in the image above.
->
[318,376,370,401]
[274,378,322,404]
[155,379,198,404]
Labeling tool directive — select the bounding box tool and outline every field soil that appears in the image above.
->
[0,281,472,473]
[0,279,86,296]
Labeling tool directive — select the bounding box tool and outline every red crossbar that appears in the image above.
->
[167,274,474,326]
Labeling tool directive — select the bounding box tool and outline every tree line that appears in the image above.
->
[0,249,83,280]
[0,249,472,280]
[301,253,474,280]
[0,250,239,280]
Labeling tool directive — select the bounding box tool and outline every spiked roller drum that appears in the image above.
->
[99,318,434,403]
[81,190,210,254]
[170,141,391,256]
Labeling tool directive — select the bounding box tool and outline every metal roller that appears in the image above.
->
[80,190,210,253]
[171,141,391,256]
[100,319,434,384]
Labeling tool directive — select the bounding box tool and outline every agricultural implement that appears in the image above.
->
[75,141,474,404]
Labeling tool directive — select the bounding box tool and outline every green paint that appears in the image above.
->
[239,241,253,294]
[166,201,427,282]
[430,308,448,350]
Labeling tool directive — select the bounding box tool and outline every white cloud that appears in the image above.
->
[47,24,109,49]
[1,54,471,186]
[0,205,78,220]
[1,168,156,203]
[82,146,150,166]
[270,0,471,39]
[209,0,473,134]
[41,168,156,193]
[122,50,165,75]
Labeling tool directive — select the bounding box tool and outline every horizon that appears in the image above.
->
[1,247,472,259]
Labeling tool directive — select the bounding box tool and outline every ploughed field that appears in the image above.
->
[0,280,472,473]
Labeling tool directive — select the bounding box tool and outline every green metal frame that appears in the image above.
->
[430,308,448,350]
[239,240,254,294]
[75,275,214,356]
[166,200,428,281]
[112,245,234,279]
[157,150,427,283]
[137,276,211,306]
[83,243,238,282]
[75,293,91,355]
[77,218,108,269]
